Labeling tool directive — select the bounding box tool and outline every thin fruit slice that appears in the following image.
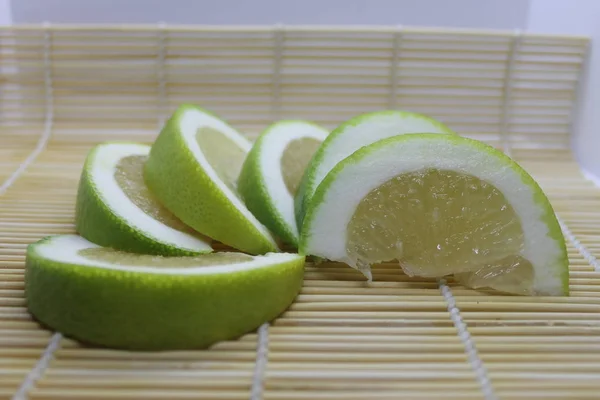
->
[300,134,568,296]
[295,110,454,227]
[238,120,328,247]
[144,104,278,254]
[76,142,211,256]
[26,235,304,350]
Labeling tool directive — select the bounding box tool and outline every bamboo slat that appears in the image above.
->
[1,24,598,400]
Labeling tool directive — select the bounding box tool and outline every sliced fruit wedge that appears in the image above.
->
[238,120,328,247]
[25,235,304,350]
[144,104,278,254]
[76,142,211,256]
[300,134,568,296]
[295,110,454,227]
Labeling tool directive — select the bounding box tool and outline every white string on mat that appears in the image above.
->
[558,218,600,272]
[156,22,168,130]
[250,323,270,400]
[271,24,284,122]
[388,25,402,110]
[12,332,63,400]
[0,22,54,196]
[499,29,521,156]
[5,24,61,400]
[438,279,498,400]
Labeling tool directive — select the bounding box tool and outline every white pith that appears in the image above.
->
[89,143,212,252]
[303,136,565,295]
[179,108,278,249]
[307,112,453,203]
[36,235,300,275]
[259,122,328,238]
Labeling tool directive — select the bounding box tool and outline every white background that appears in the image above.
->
[1,0,600,178]
[5,0,529,27]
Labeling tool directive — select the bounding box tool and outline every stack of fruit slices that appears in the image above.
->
[27,105,312,350]
[26,104,568,351]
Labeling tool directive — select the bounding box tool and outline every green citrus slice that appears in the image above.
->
[144,104,278,255]
[75,142,211,256]
[25,235,304,350]
[300,134,568,296]
[295,110,454,227]
[238,120,328,247]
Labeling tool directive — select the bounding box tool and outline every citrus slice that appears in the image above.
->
[295,110,454,227]
[238,120,328,247]
[300,134,568,296]
[144,104,278,254]
[25,235,304,350]
[75,142,211,256]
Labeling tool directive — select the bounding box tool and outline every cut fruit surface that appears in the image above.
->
[238,120,328,247]
[300,134,568,296]
[25,235,304,350]
[75,142,211,256]
[144,104,278,254]
[295,110,454,227]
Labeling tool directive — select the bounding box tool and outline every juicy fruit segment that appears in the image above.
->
[81,247,252,267]
[346,169,524,279]
[346,168,537,294]
[26,235,304,350]
[281,137,323,195]
[144,104,277,254]
[196,126,246,192]
[115,155,194,233]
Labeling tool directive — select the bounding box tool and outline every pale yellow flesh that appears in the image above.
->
[80,248,252,267]
[346,168,533,294]
[115,155,195,234]
[281,137,323,195]
[196,127,247,193]
[455,255,534,295]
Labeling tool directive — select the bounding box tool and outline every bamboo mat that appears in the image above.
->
[1,25,599,400]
